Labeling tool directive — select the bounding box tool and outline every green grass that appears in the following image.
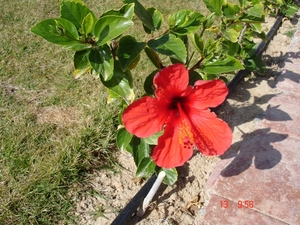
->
[284,28,296,38]
[0,0,210,224]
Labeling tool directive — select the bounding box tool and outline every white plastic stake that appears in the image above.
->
[136,171,166,217]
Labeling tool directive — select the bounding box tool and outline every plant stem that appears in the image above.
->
[189,56,204,72]
[136,171,166,218]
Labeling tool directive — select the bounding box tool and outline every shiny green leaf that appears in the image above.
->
[168,10,204,35]
[101,3,135,19]
[143,7,163,33]
[201,55,244,74]
[74,49,90,70]
[117,35,146,71]
[81,13,94,35]
[245,3,264,18]
[143,131,163,145]
[143,70,158,95]
[89,45,114,80]
[249,22,262,33]
[144,47,162,69]
[223,2,240,18]
[107,89,121,104]
[60,0,96,29]
[117,128,133,151]
[123,0,155,31]
[221,40,240,56]
[101,61,135,103]
[281,4,299,18]
[136,157,156,178]
[31,18,89,50]
[159,168,178,185]
[148,34,187,63]
[202,13,215,30]
[93,16,133,46]
[130,136,150,166]
[222,24,242,43]
[203,0,225,16]
[190,33,204,54]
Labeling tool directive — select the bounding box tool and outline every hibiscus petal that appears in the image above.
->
[189,108,232,156]
[154,64,189,101]
[152,118,194,168]
[122,96,169,138]
[187,79,228,109]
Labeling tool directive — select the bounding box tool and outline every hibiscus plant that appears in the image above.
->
[31,0,298,184]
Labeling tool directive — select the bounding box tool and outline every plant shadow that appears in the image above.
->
[220,127,288,177]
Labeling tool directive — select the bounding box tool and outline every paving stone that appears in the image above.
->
[261,93,300,136]
[195,194,288,225]
[203,132,300,224]
[275,69,300,96]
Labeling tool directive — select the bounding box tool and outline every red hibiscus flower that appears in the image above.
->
[122,64,232,168]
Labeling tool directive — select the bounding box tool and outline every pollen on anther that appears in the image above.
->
[178,120,194,148]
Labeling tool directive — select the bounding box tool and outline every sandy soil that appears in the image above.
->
[74,15,299,225]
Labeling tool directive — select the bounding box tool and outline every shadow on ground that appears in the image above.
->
[220,128,288,177]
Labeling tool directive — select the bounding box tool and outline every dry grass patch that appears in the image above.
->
[36,106,82,127]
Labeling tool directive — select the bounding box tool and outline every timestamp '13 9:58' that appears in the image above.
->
[220,200,254,208]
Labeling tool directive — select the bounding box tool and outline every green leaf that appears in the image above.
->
[222,24,242,43]
[203,38,219,57]
[144,47,162,69]
[239,0,246,7]
[60,0,96,29]
[249,22,262,33]
[200,55,244,74]
[117,35,146,71]
[123,0,155,31]
[223,2,240,18]
[117,128,133,151]
[55,18,79,39]
[245,3,264,18]
[93,16,133,46]
[282,4,299,18]
[101,61,135,103]
[143,70,158,95]
[189,70,203,85]
[203,0,225,16]
[159,168,178,185]
[89,45,114,80]
[107,89,121,104]
[31,18,89,50]
[190,33,204,54]
[74,67,90,79]
[148,34,187,63]
[74,49,90,70]
[203,74,217,80]
[136,157,156,178]
[81,13,94,35]
[101,3,135,19]
[244,55,265,74]
[143,131,163,145]
[239,14,265,23]
[223,28,240,43]
[130,136,150,166]
[202,13,215,30]
[143,7,163,33]
[168,10,204,35]
[221,40,240,56]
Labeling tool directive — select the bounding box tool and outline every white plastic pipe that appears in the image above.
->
[136,170,166,217]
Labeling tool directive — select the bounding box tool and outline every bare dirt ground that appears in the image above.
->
[74,14,299,225]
